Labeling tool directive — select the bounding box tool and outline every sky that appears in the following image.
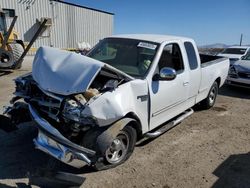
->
[65,0,250,46]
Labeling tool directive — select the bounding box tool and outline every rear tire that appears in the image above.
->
[200,81,218,109]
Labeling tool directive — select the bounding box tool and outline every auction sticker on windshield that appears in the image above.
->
[138,42,157,50]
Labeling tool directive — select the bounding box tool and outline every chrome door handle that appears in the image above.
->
[183,81,189,86]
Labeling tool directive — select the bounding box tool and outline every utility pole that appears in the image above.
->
[240,34,243,46]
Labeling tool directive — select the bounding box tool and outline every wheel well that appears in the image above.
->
[215,77,221,87]
[125,112,142,140]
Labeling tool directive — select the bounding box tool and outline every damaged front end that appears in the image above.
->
[5,46,135,168]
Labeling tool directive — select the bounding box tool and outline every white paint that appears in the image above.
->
[82,79,149,133]
[32,46,103,95]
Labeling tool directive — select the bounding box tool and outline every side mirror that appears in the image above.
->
[153,67,177,81]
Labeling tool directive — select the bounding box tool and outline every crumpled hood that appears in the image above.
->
[32,47,133,95]
[234,59,250,72]
[32,47,103,95]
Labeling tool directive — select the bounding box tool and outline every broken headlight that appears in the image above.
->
[62,99,96,126]
[15,79,26,92]
[14,73,33,96]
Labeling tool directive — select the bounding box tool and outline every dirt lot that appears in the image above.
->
[0,57,250,188]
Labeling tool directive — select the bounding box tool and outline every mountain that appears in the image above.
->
[199,43,229,49]
[199,43,250,49]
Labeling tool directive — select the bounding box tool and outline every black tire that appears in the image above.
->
[93,126,137,171]
[0,48,15,68]
[0,43,24,69]
[9,43,24,69]
[200,81,218,110]
[46,157,61,171]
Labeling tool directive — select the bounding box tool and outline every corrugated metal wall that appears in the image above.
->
[1,0,113,51]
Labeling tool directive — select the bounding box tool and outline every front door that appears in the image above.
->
[149,43,190,130]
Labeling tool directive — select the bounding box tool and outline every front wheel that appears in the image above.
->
[200,81,218,109]
[94,126,137,171]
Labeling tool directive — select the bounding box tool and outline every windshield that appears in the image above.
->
[222,48,247,55]
[242,53,250,60]
[88,38,159,77]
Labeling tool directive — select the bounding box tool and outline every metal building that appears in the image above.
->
[1,0,114,53]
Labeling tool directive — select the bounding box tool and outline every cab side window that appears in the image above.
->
[158,43,184,73]
[184,42,198,70]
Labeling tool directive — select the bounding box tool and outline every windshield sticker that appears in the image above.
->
[138,42,157,50]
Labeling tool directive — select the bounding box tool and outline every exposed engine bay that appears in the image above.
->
[8,68,126,144]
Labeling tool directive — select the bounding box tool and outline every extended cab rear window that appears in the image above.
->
[184,42,198,70]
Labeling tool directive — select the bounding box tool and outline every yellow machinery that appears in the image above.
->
[0,8,25,69]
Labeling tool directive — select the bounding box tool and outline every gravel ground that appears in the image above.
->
[0,57,250,188]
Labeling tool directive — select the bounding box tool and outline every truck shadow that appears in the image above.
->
[219,85,250,99]
[212,152,250,188]
[0,118,88,187]
[0,121,49,179]
[0,183,31,188]
[0,115,17,132]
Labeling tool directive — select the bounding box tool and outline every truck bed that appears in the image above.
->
[200,54,226,67]
[195,54,229,103]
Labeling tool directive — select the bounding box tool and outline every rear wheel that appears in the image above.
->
[200,81,218,109]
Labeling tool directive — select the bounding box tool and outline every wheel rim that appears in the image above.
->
[105,131,129,164]
[209,86,217,105]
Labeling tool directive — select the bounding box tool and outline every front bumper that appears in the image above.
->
[226,77,250,88]
[29,104,96,168]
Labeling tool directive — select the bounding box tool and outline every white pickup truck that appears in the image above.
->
[4,34,229,170]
